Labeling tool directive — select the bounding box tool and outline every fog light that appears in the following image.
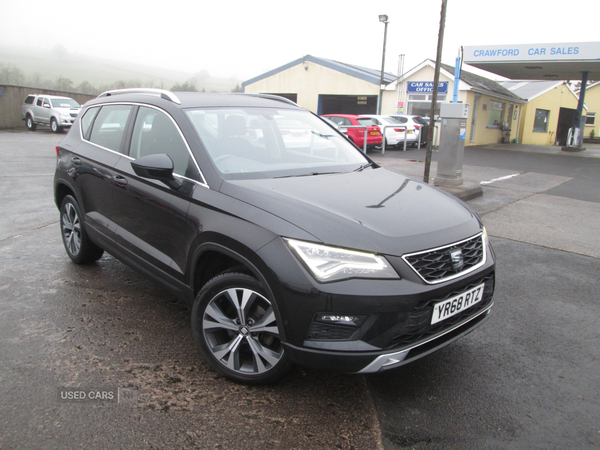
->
[315,314,367,327]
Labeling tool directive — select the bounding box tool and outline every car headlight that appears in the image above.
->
[60,112,70,118]
[285,238,399,282]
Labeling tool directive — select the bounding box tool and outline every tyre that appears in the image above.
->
[51,118,62,133]
[60,195,104,264]
[192,272,292,384]
[26,115,36,131]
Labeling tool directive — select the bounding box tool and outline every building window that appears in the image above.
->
[586,112,596,126]
[533,109,550,132]
[407,94,447,117]
[487,101,505,128]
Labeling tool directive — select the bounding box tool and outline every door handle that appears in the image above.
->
[113,175,128,186]
[71,156,82,165]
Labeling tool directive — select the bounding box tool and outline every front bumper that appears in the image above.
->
[282,272,494,373]
[285,302,492,373]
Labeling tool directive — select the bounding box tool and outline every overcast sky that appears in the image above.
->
[2,0,599,81]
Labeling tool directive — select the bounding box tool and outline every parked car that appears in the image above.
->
[359,114,418,148]
[389,114,431,146]
[22,94,81,133]
[321,114,382,150]
[54,89,495,385]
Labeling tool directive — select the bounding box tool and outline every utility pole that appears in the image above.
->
[424,0,447,184]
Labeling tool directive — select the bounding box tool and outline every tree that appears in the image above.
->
[231,83,243,92]
[75,80,98,95]
[0,64,26,85]
[171,81,197,92]
[54,76,74,92]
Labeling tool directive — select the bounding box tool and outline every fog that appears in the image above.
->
[2,0,599,82]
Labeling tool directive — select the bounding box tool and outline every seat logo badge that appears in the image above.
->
[450,250,464,271]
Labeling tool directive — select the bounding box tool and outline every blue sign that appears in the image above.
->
[407,81,448,94]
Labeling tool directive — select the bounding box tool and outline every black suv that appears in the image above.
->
[54,89,495,384]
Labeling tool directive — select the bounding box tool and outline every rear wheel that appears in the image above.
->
[60,195,104,264]
[51,118,62,133]
[26,115,36,131]
[192,272,292,384]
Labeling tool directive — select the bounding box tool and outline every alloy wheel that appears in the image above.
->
[202,287,284,376]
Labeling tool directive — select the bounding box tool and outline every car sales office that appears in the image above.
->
[394,59,526,146]
[243,55,526,146]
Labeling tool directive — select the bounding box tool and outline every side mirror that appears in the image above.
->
[131,154,182,190]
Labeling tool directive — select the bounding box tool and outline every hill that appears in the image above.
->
[0,44,239,93]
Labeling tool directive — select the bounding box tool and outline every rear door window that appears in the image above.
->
[87,105,133,153]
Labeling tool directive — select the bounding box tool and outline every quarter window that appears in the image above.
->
[533,109,550,132]
[80,107,100,140]
[88,105,133,152]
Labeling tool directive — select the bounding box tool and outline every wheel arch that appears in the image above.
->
[54,180,76,210]
[190,239,287,342]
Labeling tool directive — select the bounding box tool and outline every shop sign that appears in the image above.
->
[407,81,448,94]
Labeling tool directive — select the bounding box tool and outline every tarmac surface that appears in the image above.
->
[1,131,599,449]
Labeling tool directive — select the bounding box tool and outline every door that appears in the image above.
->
[111,106,200,285]
[37,97,51,124]
[469,96,480,144]
[73,104,134,239]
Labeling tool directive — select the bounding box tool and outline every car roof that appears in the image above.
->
[321,114,360,118]
[90,89,301,110]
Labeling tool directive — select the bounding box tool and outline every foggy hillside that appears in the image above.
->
[0,44,240,93]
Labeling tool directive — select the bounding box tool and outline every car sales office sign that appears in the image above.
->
[407,81,449,94]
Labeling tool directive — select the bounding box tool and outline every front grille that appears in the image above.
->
[403,234,484,284]
[385,273,494,350]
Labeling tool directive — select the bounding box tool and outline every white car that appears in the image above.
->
[389,115,431,147]
[359,114,418,148]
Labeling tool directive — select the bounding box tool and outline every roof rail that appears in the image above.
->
[241,93,299,107]
[97,88,181,105]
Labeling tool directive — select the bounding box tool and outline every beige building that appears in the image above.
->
[581,81,600,139]
[500,80,586,145]
[393,60,526,146]
[242,55,396,115]
[243,56,528,146]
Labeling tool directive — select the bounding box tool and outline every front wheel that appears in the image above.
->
[51,118,62,133]
[192,272,292,384]
[60,195,104,264]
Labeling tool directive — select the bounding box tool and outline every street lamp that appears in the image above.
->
[377,14,389,114]
[377,14,389,115]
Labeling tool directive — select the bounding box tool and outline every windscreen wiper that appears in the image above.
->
[353,162,376,172]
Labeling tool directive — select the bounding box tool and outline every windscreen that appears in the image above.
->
[186,107,369,180]
[51,98,80,108]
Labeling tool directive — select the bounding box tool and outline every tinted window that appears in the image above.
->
[130,107,199,180]
[412,116,429,125]
[187,108,367,180]
[88,105,133,152]
[357,118,376,126]
[36,98,43,107]
[80,107,100,140]
[24,96,35,104]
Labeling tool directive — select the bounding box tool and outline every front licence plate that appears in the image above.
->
[431,283,485,325]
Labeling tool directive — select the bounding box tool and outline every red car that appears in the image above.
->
[321,114,382,150]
